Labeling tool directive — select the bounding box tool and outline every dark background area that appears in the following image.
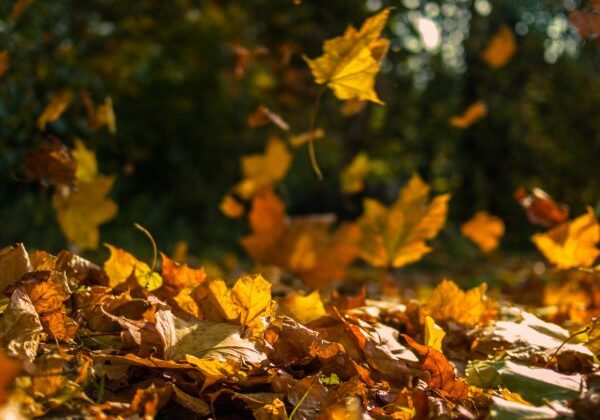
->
[1,0,599,263]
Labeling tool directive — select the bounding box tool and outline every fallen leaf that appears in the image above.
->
[586,317,600,355]
[423,315,445,352]
[461,211,505,253]
[231,274,275,336]
[341,153,371,194]
[0,243,32,292]
[515,187,569,228]
[0,351,21,406]
[103,244,162,290]
[158,253,206,298]
[0,288,43,362]
[31,353,68,397]
[402,335,468,401]
[449,101,487,128]
[53,177,118,250]
[426,279,496,326]
[129,383,172,418]
[481,25,516,69]
[37,91,71,130]
[305,8,391,103]
[235,137,292,199]
[532,207,600,269]
[279,291,327,324]
[358,174,450,268]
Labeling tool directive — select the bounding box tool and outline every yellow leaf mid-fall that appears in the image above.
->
[304,8,391,104]
[461,211,505,253]
[358,174,450,268]
[532,207,600,269]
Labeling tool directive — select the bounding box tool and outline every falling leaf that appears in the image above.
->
[53,176,118,250]
[103,244,162,290]
[569,7,600,38]
[0,351,20,406]
[0,51,8,77]
[461,211,505,253]
[96,97,117,134]
[532,207,600,269]
[402,334,468,401]
[0,243,32,292]
[219,194,245,218]
[279,291,327,324]
[340,153,371,194]
[305,8,391,103]
[235,137,292,199]
[341,99,367,117]
[289,128,325,148]
[72,139,98,182]
[449,101,487,128]
[358,174,450,268]
[247,105,290,131]
[232,44,268,79]
[426,279,496,326]
[424,316,445,352]
[37,91,71,130]
[25,138,77,188]
[231,274,275,336]
[8,0,32,22]
[481,25,516,69]
[515,187,569,228]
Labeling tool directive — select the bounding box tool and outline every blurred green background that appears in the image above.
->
[1,0,599,261]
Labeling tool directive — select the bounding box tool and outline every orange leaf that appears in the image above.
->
[426,279,496,326]
[461,211,505,253]
[449,101,487,128]
[0,351,20,406]
[219,194,245,219]
[37,91,71,130]
[159,253,206,298]
[481,25,516,69]
[515,187,569,228]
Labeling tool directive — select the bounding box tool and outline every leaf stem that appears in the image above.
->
[134,223,158,271]
[307,88,326,180]
[545,326,589,368]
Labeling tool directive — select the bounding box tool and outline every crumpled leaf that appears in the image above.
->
[481,25,516,69]
[103,244,162,291]
[25,138,76,188]
[425,279,496,326]
[358,174,450,268]
[305,8,391,103]
[52,176,118,251]
[402,335,468,401]
[0,288,43,362]
[532,207,600,269]
[461,211,505,253]
[515,187,569,228]
[423,315,445,352]
[0,243,31,293]
[279,291,327,324]
[340,153,371,194]
[0,350,20,406]
[449,101,487,128]
[158,253,206,298]
[235,137,292,199]
[37,91,71,129]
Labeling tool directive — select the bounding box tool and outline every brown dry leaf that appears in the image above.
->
[0,288,43,362]
[304,8,391,103]
[532,207,600,269]
[449,101,487,128]
[0,243,32,292]
[586,317,600,356]
[247,105,290,131]
[341,153,371,194]
[103,244,162,290]
[235,137,292,199]
[481,25,516,69]
[130,383,173,418]
[219,194,245,218]
[358,174,450,268]
[158,253,206,298]
[569,9,600,37]
[515,187,569,228]
[53,177,118,251]
[426,279,496,326]
[0,351,20,406]
[37,91,72,130]
[25,138,77,188]
[0,51,8,77]
[461,211,505,253]
[402,335,468,401]
[279,291,327,324]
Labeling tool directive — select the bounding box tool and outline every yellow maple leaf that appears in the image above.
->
[279,291,327,324]
[461,211,505,253]
[424,315,445,352]
[358,174,450,268]
[532,207,600,269]
[103,244,162,291]
[235,137,292,199]
[426,279,496,326]
[481,25,516,69]
[341,152,371,194]
[52,176,118,251]
[304,8,391,103]
[37,91,71,130]
[449,101,487,128]
[72,139,98,182]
